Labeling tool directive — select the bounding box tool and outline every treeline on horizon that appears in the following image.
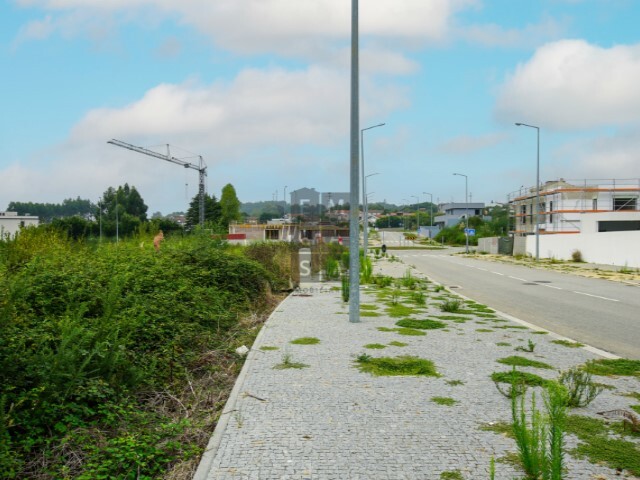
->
[5,183,243,239]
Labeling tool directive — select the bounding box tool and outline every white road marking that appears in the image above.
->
[476,267,488,271]
[509,276,526,281]
[573,291,619,302]
[491,271,504,276]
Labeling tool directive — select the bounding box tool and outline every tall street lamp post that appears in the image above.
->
[515,122,540,262]
[453,173,469,253]
[423,191,433,228]
[412,195,419,232]
[361,123,385,256]
[283,185,287,217]
[349,0,360,323]
[363,172,379,257]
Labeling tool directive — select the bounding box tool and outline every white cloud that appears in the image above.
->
[1,65,407,211]
[438,132,508,155]
[495,39,640,130]
[461,16,566,48]
[554,130,640,179]
[12,0,475,56]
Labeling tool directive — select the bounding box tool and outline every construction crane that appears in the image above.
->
[107,139,207,227]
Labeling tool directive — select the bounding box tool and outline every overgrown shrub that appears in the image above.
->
[558,367,603,407]
[571,249,584,263]
[0,230,274,477]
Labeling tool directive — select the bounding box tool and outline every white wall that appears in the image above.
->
[526,231,640,267]
[478,237,499,254]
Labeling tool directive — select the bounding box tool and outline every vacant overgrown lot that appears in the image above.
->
[0,228,287,478]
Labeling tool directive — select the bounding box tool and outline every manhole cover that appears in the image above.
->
[522,282,538,285]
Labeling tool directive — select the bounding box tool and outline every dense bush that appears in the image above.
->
[0,229,274,477]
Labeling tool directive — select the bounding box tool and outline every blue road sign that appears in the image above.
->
[464,228,476,236]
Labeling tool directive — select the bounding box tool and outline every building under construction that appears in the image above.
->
[508,178,640,235]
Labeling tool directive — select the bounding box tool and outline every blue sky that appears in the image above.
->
[2,0,640,214]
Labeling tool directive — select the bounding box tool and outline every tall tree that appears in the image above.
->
[96,184,148,237]
[219,184,241,228]
[185,193,222,230]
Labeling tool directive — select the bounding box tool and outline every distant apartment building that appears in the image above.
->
[0,211,39,239]
[433,202,487,229]
[290,188,320,207]
[508,178,640,235]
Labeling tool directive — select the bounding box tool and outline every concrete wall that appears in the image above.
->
[513,236,528,256]
[478,237,499,254]
[525,231,640,267]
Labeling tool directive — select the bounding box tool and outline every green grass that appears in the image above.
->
[476,328,494,333]
[273,354,309,370]
[445,379,464,386]
[632,405,640,415]
[260,346,279,351]
[388,341,409,347]
[531,331,548,335]
[385,304,421,317]
[496,342,511,347]
[355,355,440,377]
[479,421,513,438]
[290,337,320,345]
[395,318,446,330]
[551,339,584,348]
[396,327,427,336]
[476,313,498,318]
[497,356,554,370]
[364,343,387,349]
[491,370,550,388]
[360,304,379,310]
[360,311,381,317]
[433,315,469,323]
[377,327,397,332]
[566,415,640,476]
[431,396,458,406]
[439,470,464,480]
[583,359,640,377]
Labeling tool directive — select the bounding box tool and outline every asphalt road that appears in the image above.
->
[380,233,639,359]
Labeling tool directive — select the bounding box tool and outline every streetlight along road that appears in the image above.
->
[453,173,469,254]
[515,122,541,262]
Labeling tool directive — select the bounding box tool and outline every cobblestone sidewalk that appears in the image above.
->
[194,258,640,480]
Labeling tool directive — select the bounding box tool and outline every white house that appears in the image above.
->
[0,211,39,239]
[508,179,640,267]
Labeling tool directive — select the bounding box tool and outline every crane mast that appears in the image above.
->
[107,139,207,227]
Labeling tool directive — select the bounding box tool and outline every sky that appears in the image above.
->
[2,0,640,215]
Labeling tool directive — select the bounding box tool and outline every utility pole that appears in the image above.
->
[348,0,360,323]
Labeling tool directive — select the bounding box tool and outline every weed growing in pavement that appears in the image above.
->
[377,327,396,332]
[476,328,494,333]
[515,340,536,353]
[496,342,512,347]
[431,396,458,406]
[583,359,640,377]
[566,415,640,476]
[492,369,550,398]
[479,421,513,438]
[372,275,394,288]
[433,315,469,323]
[360,310,381,317]
[273,353,309,370]
[388,341,408,347]
[445,380,465,386]
[395,318,446,330]
[360,304,379,310]
[260,346,279,351]
[290,337,320,345]
[386,303,420,317]
[401,269,419,289]
[364,343,387,349]
[558,367,603,407]
[497,356,554,370]
[396,327,426,336]
[531,331,548,335]
[551,340,584,348]
[341,274,349,303]
[439,470,463,480]
[440,299,462,313]
[434,285,445,292]
[355,355,440,377]
[411,290,427,306]
[511,381,568,480]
